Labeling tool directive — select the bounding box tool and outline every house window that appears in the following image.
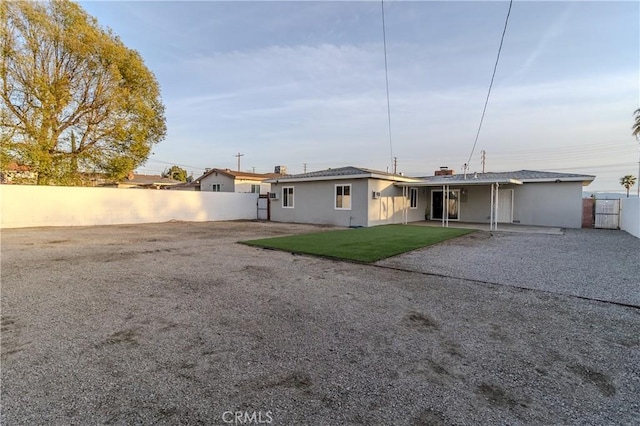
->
[212,184,221,192]
[335,184,351,210]
[409,187,418,209]
[250,184,261,194]
[283,187,294,208]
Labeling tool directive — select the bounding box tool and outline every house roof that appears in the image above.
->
[167,180,200,189]
[122,174,182,186]
[5,162,32,172]
[264,166,421,183]
[400,170,596,187]
[198,168,282,181]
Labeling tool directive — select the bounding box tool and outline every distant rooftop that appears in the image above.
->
[197,168,283,181]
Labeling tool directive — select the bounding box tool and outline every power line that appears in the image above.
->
[381,0,394,171]
[466,0,513,169]
[145,158,205,170]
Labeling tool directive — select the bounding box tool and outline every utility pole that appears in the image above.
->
[463,163,468,179]
[252,166,255,173]
[481,150,486,174]
[303,163,307,173]
[393,157,398,174]
[235,152,244,171]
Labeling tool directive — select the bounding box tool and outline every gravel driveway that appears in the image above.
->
[1,221,639,425]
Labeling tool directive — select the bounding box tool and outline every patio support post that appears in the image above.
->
[402,186,408,225]
[441,185,445,228]
[495,183,499,231]
[489,184,493,231]
[489,182,500,231]
[445,185,450,228]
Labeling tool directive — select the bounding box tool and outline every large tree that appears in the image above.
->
[162,165,188,183]
[1,0,166,185]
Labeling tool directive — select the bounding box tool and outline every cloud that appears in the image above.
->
[513,3,576,78]
[159,39,637,186]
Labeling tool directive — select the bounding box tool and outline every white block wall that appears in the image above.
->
[0,185,258,228]
[621,197,640,238]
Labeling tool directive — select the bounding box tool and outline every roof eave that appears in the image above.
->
[265,173,421,184]
[518,177,595,184]
[395,178,523,187]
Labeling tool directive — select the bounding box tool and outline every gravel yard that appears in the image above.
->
[378,228,640,307]
[1,221,639,425]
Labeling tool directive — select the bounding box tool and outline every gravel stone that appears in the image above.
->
[378,228,640,307]
[1,221,638,425]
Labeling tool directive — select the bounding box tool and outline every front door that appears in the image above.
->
[431,190,459,220]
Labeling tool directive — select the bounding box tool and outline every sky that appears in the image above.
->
[79,0,640,192]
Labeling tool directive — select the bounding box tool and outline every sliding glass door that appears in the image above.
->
[431,190,460,220]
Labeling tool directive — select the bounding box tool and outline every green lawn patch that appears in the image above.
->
[241,224,475,263]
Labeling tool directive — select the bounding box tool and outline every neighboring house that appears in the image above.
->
[0,163,37,184]
[266,166,424,227]
[198,168,282,193]
[168,180,201,191]
[266,166,595,229]
[116,173,182,189]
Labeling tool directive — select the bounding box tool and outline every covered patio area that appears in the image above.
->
[396,177,523,231]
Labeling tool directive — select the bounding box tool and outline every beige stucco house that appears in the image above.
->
[266,166,595,229]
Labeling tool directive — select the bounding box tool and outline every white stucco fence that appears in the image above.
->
[0,185,258,229]
[620,197,640,238]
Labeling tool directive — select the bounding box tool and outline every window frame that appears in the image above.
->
[334,184,352,210]
[250,184,261,194]
[212,183,221,192]
[409,187,418,209]
[282,186,294,208]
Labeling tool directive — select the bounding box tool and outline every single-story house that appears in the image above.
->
[266,166,595,229]
[116,173,182,189]
[198,168,282,194]
[266,166,425,228]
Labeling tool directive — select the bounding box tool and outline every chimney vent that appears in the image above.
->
[435,166,454,176]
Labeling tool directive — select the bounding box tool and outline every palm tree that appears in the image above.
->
[620,175,637,198]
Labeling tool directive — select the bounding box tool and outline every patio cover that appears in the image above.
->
[395,178,523,230]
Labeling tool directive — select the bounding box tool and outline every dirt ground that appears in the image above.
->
[1,221,639,425]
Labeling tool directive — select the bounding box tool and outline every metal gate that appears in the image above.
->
[594,199,620,229]
[257,194,270,221]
